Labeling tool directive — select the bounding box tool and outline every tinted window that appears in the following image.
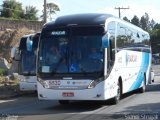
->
[107,21,115,62]
[39,26,104,74]
[116,22,150,52]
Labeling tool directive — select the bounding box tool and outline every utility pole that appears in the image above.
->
[115,7,129,18]
[44,0,47,23]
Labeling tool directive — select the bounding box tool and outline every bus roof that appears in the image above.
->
[44,13,113,28]
[43,13,148,35]
[19,32,40,50]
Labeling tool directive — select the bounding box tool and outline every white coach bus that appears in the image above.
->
[37,13,151,104]
[12,32,40,91]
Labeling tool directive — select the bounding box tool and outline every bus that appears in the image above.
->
[37,13,151,104]
[11,32,40,91]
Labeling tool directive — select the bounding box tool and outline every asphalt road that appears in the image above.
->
[0,65,160,120]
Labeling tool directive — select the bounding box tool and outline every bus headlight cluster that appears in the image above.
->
[88,80,95,89]
[20,79,26,82]
[88,77,104,89]
[38,78,49,89]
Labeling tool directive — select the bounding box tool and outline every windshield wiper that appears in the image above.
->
[22,71,35,75]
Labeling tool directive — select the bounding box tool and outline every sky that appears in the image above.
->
[0,0,160,23]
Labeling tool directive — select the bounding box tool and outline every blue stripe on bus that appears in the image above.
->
[128,53,149,91]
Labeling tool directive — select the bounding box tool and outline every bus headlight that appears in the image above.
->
[88,77,104,89]
[20,79,26,82]
[38,78,49,89]
[88,80,95,89]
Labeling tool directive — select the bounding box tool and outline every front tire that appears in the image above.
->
[139,75,146,93]
[112,82,121,104]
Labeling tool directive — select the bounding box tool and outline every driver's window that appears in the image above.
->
[107,21,116,63]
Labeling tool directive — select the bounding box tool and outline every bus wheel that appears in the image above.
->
[112,82,121,104]
[59,100,69,105]
[139,76,146,93]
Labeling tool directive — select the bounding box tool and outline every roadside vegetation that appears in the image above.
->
[0,68,19,86]
[0,67,20,98]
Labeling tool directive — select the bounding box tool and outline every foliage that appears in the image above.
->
[123,16,130,22]
[149,24,160,39]
[149,23,160,54]
[150,19,156,29]
[0,68,6,76]
[0,0,23,19]
[47,3,60,21]
[22,6,38,20]
[154,23,160,29]
[41,2,60,21]
[131,15,140,27]
[122,13,159,54]
[0,0,38,21]
[140,13,150,31]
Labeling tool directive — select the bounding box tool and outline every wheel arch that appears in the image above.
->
[118,76,123,95]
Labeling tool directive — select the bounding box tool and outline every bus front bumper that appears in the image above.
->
[19,82,37,91]
[37,82,112,101]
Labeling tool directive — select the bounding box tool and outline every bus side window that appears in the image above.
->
[109,37,115,62]
[107,21,115,63]
[108,38,115,68]
[107,21,116,71]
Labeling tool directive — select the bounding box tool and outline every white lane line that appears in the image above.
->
[0,99,16,103]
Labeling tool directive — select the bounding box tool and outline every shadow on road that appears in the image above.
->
[45,101,104,113]
[1,82,160,117]
[115,102,160,114]
[146,83,160,92]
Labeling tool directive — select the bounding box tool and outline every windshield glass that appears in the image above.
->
[39,26,104,74]
[20,50,36,75]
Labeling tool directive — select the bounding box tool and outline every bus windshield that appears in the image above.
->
[39,26,104,74]
[20,50,36,75]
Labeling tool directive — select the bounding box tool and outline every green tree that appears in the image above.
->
[154,23,160,29]
[41,2,60,21]
[150,19,156,29]
[150,23,160,38]
[22,6,38,20]
[131,15,140,27]
[149,23,160,54]
[47,3,60,21]
[140,13,150,31]
[123,16,130,22]
[0,0,23,19]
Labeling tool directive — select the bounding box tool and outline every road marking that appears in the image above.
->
[0,99,15,103]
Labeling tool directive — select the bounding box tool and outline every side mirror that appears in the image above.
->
[11,47,16,59]
[102,33,110,48]
[11,47,20,61]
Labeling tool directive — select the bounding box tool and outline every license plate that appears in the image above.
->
[62,92,74,97]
